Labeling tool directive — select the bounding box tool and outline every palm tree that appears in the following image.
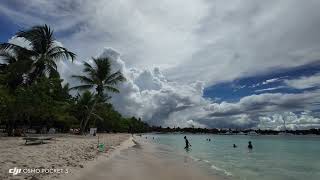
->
[72,57,125,134]
[74,91,103,132]
[0,51,32,90]
[72,57,125,97]
[0,24,75,83]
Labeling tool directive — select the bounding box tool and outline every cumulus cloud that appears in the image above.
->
[98,48,207,127]
[96,48,320,129]
[257,112,320,130]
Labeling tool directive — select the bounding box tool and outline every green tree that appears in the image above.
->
[72,91,104,132]
[0,24,75,84]
[71,57,125,134]
[0,51,32,90]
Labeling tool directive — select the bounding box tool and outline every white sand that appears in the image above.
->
[0,133,130,180]
[65,137,227,180]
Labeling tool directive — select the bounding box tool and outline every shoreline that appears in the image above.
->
[66,135,227,180]
[63,135,135,180]
[1,134,229,180]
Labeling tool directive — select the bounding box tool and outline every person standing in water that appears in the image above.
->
[233,144,237,148]
[184,136,191,149]
[248,141,253,149]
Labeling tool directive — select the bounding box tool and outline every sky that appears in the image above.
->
[1,0,320,130]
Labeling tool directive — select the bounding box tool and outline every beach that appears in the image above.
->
[1,134,226,180]
[0,133,130,180]
[65,136,226,180]
[2,133,319,180]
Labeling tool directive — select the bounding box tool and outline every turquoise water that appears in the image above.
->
[143,134,320,180]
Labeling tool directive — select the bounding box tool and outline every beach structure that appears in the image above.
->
[248,131,259,136]
[23,137,54,145]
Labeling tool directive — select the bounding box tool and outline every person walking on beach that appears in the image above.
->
[184,136,191,149]
[248,141,253,149]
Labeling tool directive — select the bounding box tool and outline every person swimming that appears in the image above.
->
[184,136,191,149]
[233,144,237,148]
[248,141,253,149]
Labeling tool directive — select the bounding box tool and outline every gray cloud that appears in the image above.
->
[285,73,320,89]
[1,0,320,85]
[94,48,320,129]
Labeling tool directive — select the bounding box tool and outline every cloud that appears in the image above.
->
[257,112,320,130]
[2,1,320,130]
[285,73,320,89]
[1,0,320,85]
[262,77,282,85]
[254,86,285,93]
[95,48,320,129]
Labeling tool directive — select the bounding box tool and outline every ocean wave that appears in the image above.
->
[211,164,233,176]
[190,156,201,161]
[203,159,210,163]
[189,156,232,177]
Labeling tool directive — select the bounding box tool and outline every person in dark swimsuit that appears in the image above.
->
[248,141,253,149]
[184,136,191,149]
[233,144,237,148]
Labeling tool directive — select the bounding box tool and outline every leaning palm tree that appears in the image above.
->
[0,24,75,83]
[71,57,125,134]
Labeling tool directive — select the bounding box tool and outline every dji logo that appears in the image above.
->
[9,167,21,176]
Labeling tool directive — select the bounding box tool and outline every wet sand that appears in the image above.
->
[66,137,226,180]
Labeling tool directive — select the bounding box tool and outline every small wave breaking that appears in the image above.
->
[189,155,232,177]
[211,164,232,176]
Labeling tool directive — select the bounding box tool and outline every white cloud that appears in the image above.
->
[257,112,320,130]
[285,73,320,89]
[93,48,320,129]
[254,86,285,93]
[262,78,282,85]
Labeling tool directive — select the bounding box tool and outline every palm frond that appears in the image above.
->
[71,75,94,84]
[0,51,17,64]
[70,84,94,91]
[104,70,126,85]
[48,47,76,62]
[103,85,120,93]
[16,24,54,54]
[83,61,95,73]
[91,112,104,121]
[0,43,35,56]
[95,57,111,76]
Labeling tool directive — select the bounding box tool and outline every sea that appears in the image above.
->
[141,133,320,180]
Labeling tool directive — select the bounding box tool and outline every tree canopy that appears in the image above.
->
[0,24,149,136]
